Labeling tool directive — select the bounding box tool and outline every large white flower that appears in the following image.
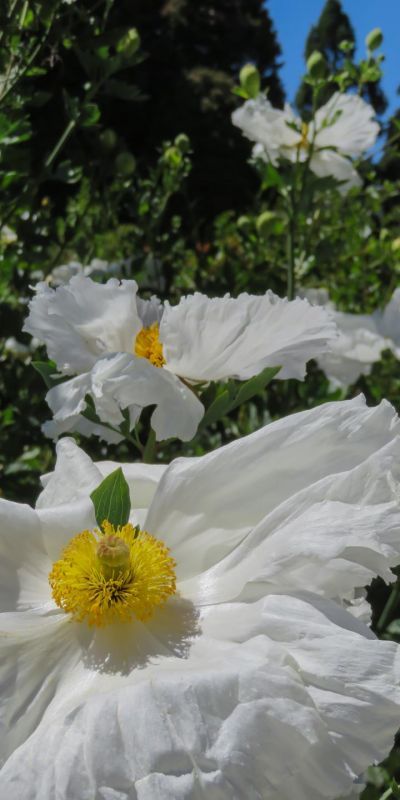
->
[24,275,336,442]
[232,92,379,192]
[1,397,400,799]
[302,288,399,388]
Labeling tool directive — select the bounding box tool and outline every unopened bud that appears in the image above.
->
[174,133,190,154]
[237,215,252,231]
[97,535,130,578]
[306,51,326,79]
[366,28,383,52]
[256,210,278,238]
[163,146,182,167]
[239,64,261,99]
[117,28,141,57]
[99,129,117,151]
[115,152,136,176]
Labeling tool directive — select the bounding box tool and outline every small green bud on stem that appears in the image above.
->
[306,51,327,79]
[239,64,261,99]
[366,28,383,52]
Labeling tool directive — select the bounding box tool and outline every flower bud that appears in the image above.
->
[117,28,141,58]
[163,146,182,167]
[366,28,383,52]
[306,51,327,79]
[174,133,190,154]
[239,64,261,99]
[237,215,252,232]
[99,129,117,151]
[97,535,130,579]
[115,152,136,176]
[256,211,278,239]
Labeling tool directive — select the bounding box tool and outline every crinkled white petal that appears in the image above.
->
[161,291,337,381]
[136,294,164,328]
[232,96,300,162]
[313,92,379,157]
[43,371,128,444]
[145,397,400,605]
[23,276,141,374]
[0,501,48,613]
[310,149,362,193]
[1,594,400,799]
[302,290,392,388]
[374,287,400,353]
[42,353,204,444]
[88,352,204,441]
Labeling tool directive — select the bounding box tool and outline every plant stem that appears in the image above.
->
[45,119,77,169]
[143,429,156,463]
[287,213,295,300]
[376,578,400,633]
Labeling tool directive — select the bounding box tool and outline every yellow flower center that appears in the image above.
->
[134,322,165,367]
[49,520,176,627]
[299,121,310,150]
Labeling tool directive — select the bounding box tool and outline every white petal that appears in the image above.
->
[1,594,399,800]
[310,150,362,193]
[0,501,48,613]
[38,436,167,517]
[136,295,164,327]
[232,95,301,159]
[23,276,141,374]
[90,353,204,441]
[37,438,103,509]
[316,310,390,389]
[145,397,400,602]
[0,612,89,768]
[314,92,379,157]
[375,287,400,351]
[161,291,337,381]
[43,372,126,444]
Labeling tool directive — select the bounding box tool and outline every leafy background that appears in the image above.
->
[1,1,400,795]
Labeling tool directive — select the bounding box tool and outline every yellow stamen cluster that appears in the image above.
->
[49,520,176,627]
[134,322,166,367]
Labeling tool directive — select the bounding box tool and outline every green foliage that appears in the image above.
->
[90,468,131,528]
[296,0,387,115]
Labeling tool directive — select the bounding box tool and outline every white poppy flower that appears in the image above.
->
[232,92,379,192]
[23,275,337,442]
[301,288,398,388]
[1,397,400,799]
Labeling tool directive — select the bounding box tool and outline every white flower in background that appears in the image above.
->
[302,287,400,388]
[49,258,123,287]
[232,92,379,192]
[1,397,400,799]
[2,336,39,361]
[23,275,337,442]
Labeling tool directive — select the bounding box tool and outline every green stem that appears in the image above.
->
[287,213,295,301]
[45,119,77,169]
[376,577,400,633]
[143,429,156,464]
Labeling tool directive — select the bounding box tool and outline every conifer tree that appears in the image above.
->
[115,0,285,215]
[296,0,386,116]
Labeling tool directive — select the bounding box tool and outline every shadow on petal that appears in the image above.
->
[78,596,200,676]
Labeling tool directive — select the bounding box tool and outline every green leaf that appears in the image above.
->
[230,366,281,410]
[199,386,236,430]
[90,468,131,528]
[386,619,400,636]
[32,360,62,389]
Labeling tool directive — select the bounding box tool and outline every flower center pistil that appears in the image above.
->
[134,322,165,367]
[299,121,310,150]
[49,520,176,627]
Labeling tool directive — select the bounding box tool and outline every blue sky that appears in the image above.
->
[267,0,400,118]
